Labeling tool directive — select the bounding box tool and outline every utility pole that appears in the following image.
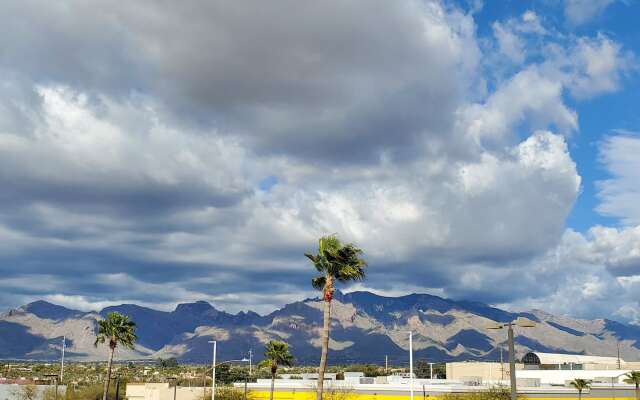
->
[202,368,207,400]
[248,349,253,376]
[429,363,434,380]
[45,374,59,400]
[500,347,504,380]
[385,355,388,374]
[617,342,621,369]
[60,336,66,382]
[507,323,517,400]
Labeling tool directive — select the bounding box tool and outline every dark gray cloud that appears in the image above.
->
[0,0,478,164]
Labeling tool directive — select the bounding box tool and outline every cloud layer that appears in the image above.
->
[0,0,638,320]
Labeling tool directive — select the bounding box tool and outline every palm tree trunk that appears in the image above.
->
[316,293,332,400]
[270,372,275,400]
[103,346,115,400]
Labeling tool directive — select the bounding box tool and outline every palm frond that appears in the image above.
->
[263,340,295,368]
[306,235,367,293]
[624,371,640,384]
[94,312,138,350]
[311,276,326,291]
[570,379,591,390]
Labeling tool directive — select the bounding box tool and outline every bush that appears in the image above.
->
[72,383,119,400]
[43,387,59,400]
[344,364,383,377]
[322,387,355,400]
[441,386,525,400]
[199,386,246,400]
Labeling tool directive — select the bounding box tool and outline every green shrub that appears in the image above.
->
[199,386,246,400]
[441,386,525,400]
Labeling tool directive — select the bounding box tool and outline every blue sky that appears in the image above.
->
[0,0,639,323]
[472,0,640,230]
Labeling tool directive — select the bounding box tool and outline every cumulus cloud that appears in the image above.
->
[460,67,579,144]
[0,0,636,321]
[500,132,640,322]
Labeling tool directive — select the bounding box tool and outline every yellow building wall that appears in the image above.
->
[246,391,635,400]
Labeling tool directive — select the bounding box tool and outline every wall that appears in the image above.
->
[445,362,523,381]
[517,369,632,385]
[0,384,66,400]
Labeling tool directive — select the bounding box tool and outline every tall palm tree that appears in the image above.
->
[570,379,591,400]
[625,371,640,400]
[258,341,294,400]
[306,235,367,400]
[94,312,137,400]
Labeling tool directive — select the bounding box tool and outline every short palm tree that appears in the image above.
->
[625,371,640,400]
[258,341,294,400]
[94,312,137,400]
[306,235,367,400]
[570,379,591,400]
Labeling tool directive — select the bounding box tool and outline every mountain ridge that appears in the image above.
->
[2,290,640,364]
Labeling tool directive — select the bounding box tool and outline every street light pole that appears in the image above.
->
[486,317,535,400]
[208,340,217,400]
[409,331,414,400]
[60,336,65,382]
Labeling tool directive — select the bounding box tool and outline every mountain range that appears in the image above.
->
[1,291,640,364]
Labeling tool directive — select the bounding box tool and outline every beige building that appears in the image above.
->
[446,361,522,382]
[126,383,210,400]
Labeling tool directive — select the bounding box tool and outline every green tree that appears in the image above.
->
[306,235,367,400]
[625,371,640,400]
[415,360,430,379]
[344,364,383,377]
[258,341,294,400]
[157,357,179,368]
[570,379,591,400]
[94,312,137,400]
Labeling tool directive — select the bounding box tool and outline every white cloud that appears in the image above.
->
[491,11,546,65]
[597,134,640,225]
[493,22,526,64]
[0,0,636,322]
[564,0,615,26]
[460,67,578,143]
[566,35,632,99]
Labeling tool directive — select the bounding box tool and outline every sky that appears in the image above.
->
[1,0,640,323]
